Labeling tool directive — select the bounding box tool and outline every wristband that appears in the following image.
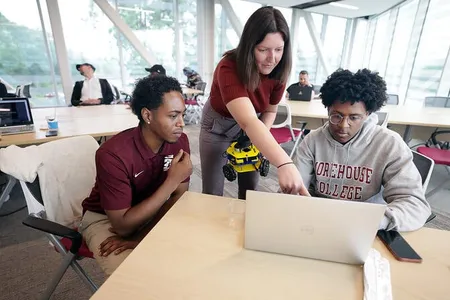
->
[277,161,294,169]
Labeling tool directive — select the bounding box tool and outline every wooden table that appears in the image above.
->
[287,100,450,140]
[0,105,137,147]
[91,192,450,300]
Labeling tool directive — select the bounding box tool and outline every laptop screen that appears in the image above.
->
[289,85,313,101]
[0,98,33,127]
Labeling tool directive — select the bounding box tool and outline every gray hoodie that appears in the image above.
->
[294,113,431,231]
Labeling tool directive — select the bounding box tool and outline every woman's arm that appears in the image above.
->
[227,98,309,195]
[227,98,290,167]
[260,104,278,128]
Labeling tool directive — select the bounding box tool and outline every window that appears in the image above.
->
[60,0,122,91]
[368,12,389,73]
[179,0,198,79]
[349,19,368,72]
[384,0,419,95]
[324,16,347,71]
[0,0,62,107]
[406,0,450,106]
[214,3,238,65]
[114,0,176,86]
[316,16,347,83]
[295,13,323,84]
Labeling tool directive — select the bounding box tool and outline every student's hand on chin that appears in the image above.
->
[277,163,310,196]
[99,235,138,257]
[167,150,193,183]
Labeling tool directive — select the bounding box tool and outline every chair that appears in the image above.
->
[313,84,322,95]
[184,82,207,125]
[375,111,389,128]
[0,136,99,299]
[387,94,399,105]
[111,85,122,104]
[411,150,437,223]
[270,102,306,158]
[194,82,207,95]
[412,150,435,192]
[16,83,32,98]
[422,96,450,149]
[424,96,449,107]
[417,131,450,200]
[121,91,132,102]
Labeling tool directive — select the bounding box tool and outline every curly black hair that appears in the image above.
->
[320,68,387,113]
[130,75,182,122]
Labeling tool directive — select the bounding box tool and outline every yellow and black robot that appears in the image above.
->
[222,133,270,182]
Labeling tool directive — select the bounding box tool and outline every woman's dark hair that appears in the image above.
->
[320,68,387,113]
[130,75,182,122]
[223,6,292,91]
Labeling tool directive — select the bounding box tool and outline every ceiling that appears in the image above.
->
[246,0,407,18]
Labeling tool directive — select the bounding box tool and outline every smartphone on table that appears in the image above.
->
[377,230,422,263]
[45,130,58,137]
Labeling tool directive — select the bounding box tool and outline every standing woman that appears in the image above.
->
[199,6,308,199]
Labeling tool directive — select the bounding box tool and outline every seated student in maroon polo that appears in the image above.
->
[81,75,192,276]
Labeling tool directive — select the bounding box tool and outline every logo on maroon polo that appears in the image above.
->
[163,155,174,171]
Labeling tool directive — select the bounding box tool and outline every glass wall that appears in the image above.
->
[406,0,450,105]
[59,0,123,90]
[349,19,368,72]
[384,0,419,95]
[58,0,197,95]
[114,0,197,86]
[113,0,176,88]
[316,16,347,84]
[179,0,198,79]
[349,0,450,107]
[4,0,449,108]
[368,12,390,75]
[214,3,238,65]
[295,14,323,84]
[0,0,62,107]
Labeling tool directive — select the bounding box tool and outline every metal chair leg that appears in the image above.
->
[43,233,98,298]
[0,175,17,210]
[71,260,98,292]
[40,249,77,300]
[289,134,304,158]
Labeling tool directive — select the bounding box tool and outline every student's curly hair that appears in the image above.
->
[130,75,182,122]
[320,68,387,113]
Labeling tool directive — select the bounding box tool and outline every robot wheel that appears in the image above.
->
[223,164,237,181]
[259,158,270,177]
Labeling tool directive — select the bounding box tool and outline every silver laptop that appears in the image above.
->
[244,190,386,265]
[0,98,35,135]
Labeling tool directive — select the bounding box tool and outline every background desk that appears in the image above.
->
[287,100,450,141]
[0,105,137,147]
[182,87,203,95]
[92,192,450,300]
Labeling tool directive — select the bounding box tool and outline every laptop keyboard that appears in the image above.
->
[0,125,35,135]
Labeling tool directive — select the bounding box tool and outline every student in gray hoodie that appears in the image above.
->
[294,68,431,232]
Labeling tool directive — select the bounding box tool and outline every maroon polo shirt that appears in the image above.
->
[82,126,190,215]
